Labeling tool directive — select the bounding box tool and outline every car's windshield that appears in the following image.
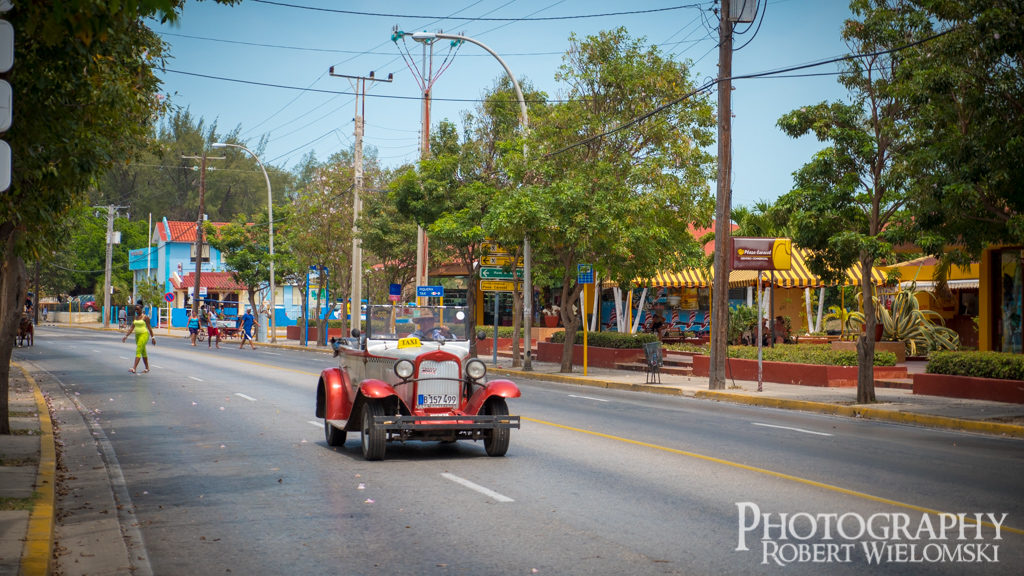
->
[367,305,470,342]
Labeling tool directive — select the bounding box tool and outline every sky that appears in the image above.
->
[151,0,855,210]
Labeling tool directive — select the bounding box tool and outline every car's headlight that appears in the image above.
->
[465,358,487,380]
[394,359,415,380]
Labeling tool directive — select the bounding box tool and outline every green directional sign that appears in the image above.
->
[480,266,524,280]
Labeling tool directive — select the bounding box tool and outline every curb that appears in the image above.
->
[14,363,55,576]
[491,366,1024,439]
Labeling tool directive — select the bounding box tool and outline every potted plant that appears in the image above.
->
[541,304,560,328]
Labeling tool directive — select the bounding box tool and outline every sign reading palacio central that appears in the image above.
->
[731,237,793,271]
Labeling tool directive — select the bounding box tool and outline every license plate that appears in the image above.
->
[418,393,458,408]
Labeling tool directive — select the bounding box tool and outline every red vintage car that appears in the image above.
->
[316,305,521,460]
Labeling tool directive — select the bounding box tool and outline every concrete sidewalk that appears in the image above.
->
[3,323,1023,575]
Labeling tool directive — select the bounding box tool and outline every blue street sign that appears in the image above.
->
[416,285,444,298]
[577,264,594,285]
[389,283,402,296]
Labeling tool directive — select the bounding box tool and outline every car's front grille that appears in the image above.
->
[416,359,460,409]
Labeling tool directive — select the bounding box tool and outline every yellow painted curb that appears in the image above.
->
[695,391,1024,439]
[15,363,54,576]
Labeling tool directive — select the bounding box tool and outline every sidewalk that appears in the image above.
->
[4,324,1024,575]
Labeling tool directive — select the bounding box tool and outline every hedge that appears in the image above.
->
[927,351,1024,381]
[548,330,659,349]
[665,343,897,367]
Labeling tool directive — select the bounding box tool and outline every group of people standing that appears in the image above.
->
[123,304,262,374]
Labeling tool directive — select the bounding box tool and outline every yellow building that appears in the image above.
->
[979,246,1023,353]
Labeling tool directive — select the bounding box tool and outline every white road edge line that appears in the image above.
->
[235,393,257,402]
[189,376,203,382]
[569,394,609,402]
[441,472,514,503]
[308,420,323,428]
[752,422,833,437]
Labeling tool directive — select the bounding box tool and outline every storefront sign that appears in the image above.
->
[731,237,792,271]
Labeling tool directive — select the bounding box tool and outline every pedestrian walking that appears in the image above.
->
[203,305,221,348]
[187,310,201,346]
[238,307,259,350]
[118,307,127,329]
[42,307,48,323]
[122,304,155,373]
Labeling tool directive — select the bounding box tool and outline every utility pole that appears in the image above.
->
[182,152,224,320]
[709,0,733,390]
[99,204,128,328]
[329,67,392,336]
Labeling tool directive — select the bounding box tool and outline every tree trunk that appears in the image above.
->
[558,281,583,373]
[466,271,478,357]
[511,289,523,367]
[1,227,28,435]
[856,255,877,404]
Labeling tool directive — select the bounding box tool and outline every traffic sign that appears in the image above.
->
[416,285,444,298]
[164,292,174,303]
[481,255,522,267]
[480,280,518,292]
[480,266,523,280]
[481,241,509,256]
[577,264,594,284]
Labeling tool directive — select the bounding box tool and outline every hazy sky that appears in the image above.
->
[152,0,855,209]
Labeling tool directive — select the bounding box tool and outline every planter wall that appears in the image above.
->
[536,341,644,369]
[476,338,539,355]
[690,355,907,387]
[286,325,343,341]
[913,373,1024,404]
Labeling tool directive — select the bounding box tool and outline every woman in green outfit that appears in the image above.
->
[122,304,155,373]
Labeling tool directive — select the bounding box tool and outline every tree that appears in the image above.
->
[1,0,239,435]
[358,168,419,302]
[523,28,716,372]
[776,0,931,403]
[896,0,1024,264]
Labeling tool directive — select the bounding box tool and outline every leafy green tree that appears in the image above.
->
[896,0,1024,264]
[358,169,419,302]
[776,0,930,403]
[522,28,716,373]
[1,0,239,434]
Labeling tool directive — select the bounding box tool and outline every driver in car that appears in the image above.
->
[411,312,447,341]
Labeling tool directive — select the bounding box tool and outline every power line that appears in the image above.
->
[250,0,709,21]
[543,26,958,158]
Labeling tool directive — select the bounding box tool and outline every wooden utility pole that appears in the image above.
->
[709,0,733,390]
[182,153,224,319]
[329,68,392,336]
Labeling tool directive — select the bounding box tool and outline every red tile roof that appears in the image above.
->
[171,272,247,291]
[158,221,232,244]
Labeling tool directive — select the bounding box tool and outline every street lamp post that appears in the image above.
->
[212,142,276,343]
[403,31,534,369]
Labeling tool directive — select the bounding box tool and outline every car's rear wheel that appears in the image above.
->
[361,401,386,460]
[483,398,510,457]
[324,419,347,447]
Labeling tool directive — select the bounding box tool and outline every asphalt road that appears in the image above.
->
[14,326,1024,575]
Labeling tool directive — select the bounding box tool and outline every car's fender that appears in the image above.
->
[359,378,399,399]
[316,367,353,421]
[464,379,521,415]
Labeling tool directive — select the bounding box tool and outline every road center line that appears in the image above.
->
[522,416,1022,535]
[308,420,323,428]
[441,473,514,503]
[234,393,257,402]
[752,422,833,436]
[189,376,203,382]
[569,394,609,402]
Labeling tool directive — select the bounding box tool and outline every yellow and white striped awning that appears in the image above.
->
[759,247,887,288]
[641,268,755,289]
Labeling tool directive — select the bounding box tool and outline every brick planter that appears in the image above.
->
[476,337,538,355]
[913,373,1024,404]
[690,355,907,387]
[286,325,343,341]
[536,341,644,369]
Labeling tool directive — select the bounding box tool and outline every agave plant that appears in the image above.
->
[824,305,860,334]
[850,285,960,355]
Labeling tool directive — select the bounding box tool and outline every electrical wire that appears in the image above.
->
[250,0,708,21]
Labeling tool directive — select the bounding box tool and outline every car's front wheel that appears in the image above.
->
[361,401,386,460]
[324,419,346,447]
[483,398,510,457]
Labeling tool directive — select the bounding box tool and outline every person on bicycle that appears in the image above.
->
[203,305,220,349]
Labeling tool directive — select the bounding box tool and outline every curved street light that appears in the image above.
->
[212,142,277,343]
[401,31,535,370]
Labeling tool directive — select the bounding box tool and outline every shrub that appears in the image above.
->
[927,351,1024,381]
[476,326,524,339]
[548,330,658,349]
[664,343,897,366]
